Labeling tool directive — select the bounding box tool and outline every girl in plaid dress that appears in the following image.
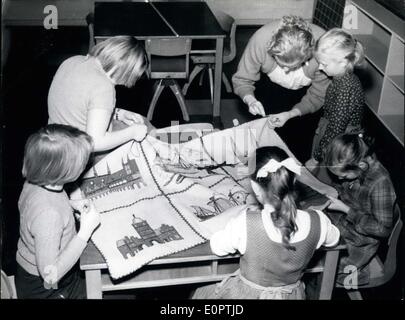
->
[325,133,397,285]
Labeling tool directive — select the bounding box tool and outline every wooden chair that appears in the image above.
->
[86,12,95,53]
[145,38,192,122]
[1,270,17,299]
[182,9,237,102]
[337,203,403,299]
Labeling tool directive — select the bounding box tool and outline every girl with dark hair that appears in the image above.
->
[192,146,340,299]
[325,133,397,285]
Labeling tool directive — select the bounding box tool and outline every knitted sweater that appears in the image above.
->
[16,182,87,282]
[232,20,330,115]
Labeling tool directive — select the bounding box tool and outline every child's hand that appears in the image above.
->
[118,109,145,126]
[70,198,91,213]
[305,158,319,172]
[131,123,148,142]
[76,201,101,241]
[327,196,350,213]
[268,112,290,128]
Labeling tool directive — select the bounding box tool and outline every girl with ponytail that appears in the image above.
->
[192,147,340,300]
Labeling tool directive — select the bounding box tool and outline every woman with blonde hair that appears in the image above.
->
[48,36,151,161]
[270,28,365,169]
[232,15,328,118]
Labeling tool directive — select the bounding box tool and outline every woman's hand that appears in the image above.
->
[117,109,145,125]
[268,112,290,128]
[243,95,266,117]
[327,196,351,213]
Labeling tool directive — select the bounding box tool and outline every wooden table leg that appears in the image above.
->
[319,249,340,300]
[85,270,103,299]
[213,37,224,128]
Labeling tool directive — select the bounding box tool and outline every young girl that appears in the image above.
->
[15,124,100,299]
[192,146,340,299]
[48,36,151,156]
[269,28,365,164]
[324,133,396,285]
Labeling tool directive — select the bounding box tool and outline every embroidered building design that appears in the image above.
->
[117,215,183,259]
[81,156,146,198]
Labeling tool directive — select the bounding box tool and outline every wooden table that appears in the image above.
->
[80,240,346,299]
[93,1,226,128]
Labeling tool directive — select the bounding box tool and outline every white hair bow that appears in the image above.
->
[256,158,301,178]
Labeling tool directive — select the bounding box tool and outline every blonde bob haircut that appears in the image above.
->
[89,36,148,88]
[267,15,314,66]
[315,28,365,71]
[22,124,93,186]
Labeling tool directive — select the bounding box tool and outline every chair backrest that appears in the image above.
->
[208,8,237,63]
[382,203,403,281]
[86,12,95,53]
[1,270,16,299]
[145,38,192,79]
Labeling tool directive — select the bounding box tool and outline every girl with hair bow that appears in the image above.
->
[192,146,340,300]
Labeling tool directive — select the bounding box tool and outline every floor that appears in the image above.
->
[2,25,404,300]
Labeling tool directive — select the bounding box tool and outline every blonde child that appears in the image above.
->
[48,36,151,156]
[15,124,100,298]
[269,28,365,165]
[192,146,340,299]
[324,133,396,285]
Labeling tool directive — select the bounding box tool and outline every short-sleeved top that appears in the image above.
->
[48,55,116,131]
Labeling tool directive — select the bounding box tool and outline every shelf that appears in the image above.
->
[380,79,404,115]
[346,0,404,148]
[351,0,405,41]
[387,76,404,94]
[355,34,389,73]
[378,115,404,146]
[386,35,404,93]
[355,61,384,113]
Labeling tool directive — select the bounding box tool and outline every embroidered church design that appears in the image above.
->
[116,215,183,259]
[81,156,147,199]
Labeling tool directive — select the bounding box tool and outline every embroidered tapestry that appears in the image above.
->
[76,118,335,279]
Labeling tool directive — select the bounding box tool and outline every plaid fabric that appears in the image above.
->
[329,158,396,285]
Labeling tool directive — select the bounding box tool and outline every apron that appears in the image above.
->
[192,269,305,300]
[267,64,312,90]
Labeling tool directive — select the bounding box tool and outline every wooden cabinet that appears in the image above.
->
[343,0,404,146]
